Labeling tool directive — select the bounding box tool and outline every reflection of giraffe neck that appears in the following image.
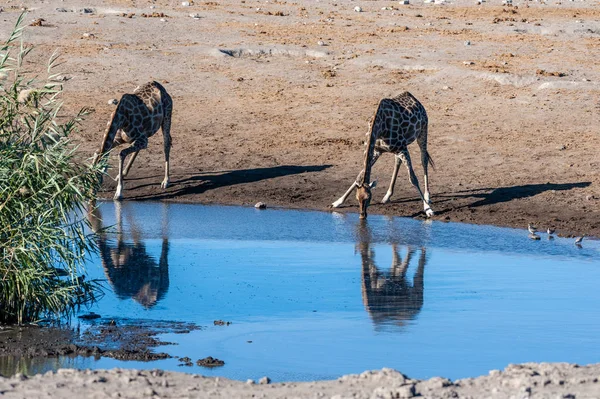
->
[359,107,380,185]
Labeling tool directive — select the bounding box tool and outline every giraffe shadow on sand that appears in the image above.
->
[88,202,170,309]
[126,164,332,200]
[428,181,592,212]
[355,222,426,330]
[379,181,591,212]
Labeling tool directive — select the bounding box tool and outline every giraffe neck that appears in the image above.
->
[359,107,379,185]
[94,101,125,165]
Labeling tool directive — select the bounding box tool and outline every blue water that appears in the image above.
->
[4,201,600,381]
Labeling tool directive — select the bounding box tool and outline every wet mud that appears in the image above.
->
[0,319,200,375]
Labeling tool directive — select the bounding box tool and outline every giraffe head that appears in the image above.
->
[356,180,377,219]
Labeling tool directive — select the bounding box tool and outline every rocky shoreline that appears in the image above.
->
[1,363,598,398]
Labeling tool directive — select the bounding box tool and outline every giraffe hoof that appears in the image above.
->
[331,200,343,208]
[381,197,391,204]
[425,208,435,218]
[161,181,170,189]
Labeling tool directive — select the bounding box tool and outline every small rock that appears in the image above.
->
[463,61,474,65]
[442,85,452,90]
[56,8,69,12]
[78,312,101,320]
[399,0,410,4]
[182,1,191,5]
[317,40,326,46]
[82,33,95,39]
[246,379,255,385]
[80,8,95,14]
[160,18,167,22]
[196,356,225,367]
[464,40,471,46]
[190,13,202,19]
[213,320,232,326]
[259,376,271,385]
[108,99,118,105]
[254,202,267,209]
[354,6,362,12]
[557,144,566,151]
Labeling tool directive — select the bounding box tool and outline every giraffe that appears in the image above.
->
[88,202,170,309]
[331,92,434,219]
[92,81,172,200]
[355,222,426,329]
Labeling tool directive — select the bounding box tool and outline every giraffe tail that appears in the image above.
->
[426,150,435,171]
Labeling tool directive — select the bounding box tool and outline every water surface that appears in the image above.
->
[4,201,600,381]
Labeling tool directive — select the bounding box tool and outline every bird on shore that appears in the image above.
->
[547,228,555,235]
[574,235,585,247]
[528,224,537,234]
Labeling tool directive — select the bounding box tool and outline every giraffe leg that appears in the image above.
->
[332,152,381,208]
[418,135,432,205]
[381,155,402,204]
[114,138,147,201]
[160,101,173,189]
[122,150,140,178]
[398,150,434,217]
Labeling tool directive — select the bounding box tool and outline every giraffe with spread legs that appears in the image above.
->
[331,92,434,219]
[92,81,172,200]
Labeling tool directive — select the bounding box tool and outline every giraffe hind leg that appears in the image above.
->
[398,150,434,217]
[160,100,173,189]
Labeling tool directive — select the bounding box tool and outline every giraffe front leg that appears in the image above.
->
[123,150,140,178]
[114,139,147,201]
[332,182,358,208]
[114,151,126,201]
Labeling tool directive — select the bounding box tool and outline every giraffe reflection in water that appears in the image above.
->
[88,202,170,308]
[356,222,426,329]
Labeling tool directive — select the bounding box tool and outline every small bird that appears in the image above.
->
[575,235,585,246]
[529,233,541,241]
[547,228,555,235]
[528,224,537,234]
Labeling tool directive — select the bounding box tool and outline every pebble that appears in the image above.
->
[190,13,202,18]
[254,202,267,209]
[463,61,474,65]
[399,0,410,4]
[160,18,167,22]
[354,6,362,12]
[82,33,95,39]
[80,8,95,14]
[259,376,271,385]
[56,7,70,12]
[108,99,119,105]
[317,40,326,46]
[182,1,191,5]
[464,40,471,46]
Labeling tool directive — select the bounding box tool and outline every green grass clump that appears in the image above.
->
[0,14,104,324]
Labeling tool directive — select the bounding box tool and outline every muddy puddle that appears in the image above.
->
[1,202,599,381]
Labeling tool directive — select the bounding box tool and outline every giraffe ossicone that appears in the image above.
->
[93,81,173,201]
[331,91,434,219]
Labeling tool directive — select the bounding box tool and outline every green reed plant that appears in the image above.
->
[0,14,105,324]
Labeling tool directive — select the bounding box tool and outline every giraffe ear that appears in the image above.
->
[369,180,377,189]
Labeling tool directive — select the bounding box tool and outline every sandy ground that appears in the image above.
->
[1,0,599,237]
[1,1,600,396]
[0,363,599,398]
